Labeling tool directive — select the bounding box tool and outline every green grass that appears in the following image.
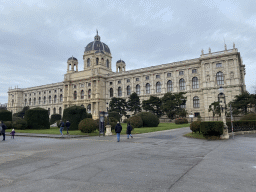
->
[6,123,190,136]
[183,132,206,139]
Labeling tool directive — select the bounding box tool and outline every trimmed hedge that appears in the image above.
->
[12,117,27,130]
[190,121,201,133]
[226,120,256,132]
[25,108,50,129]
[87,113,92,118]
[78,118,98,133]
[175,118,188,124]
[200,121,223,138]
[0,110,12,121]
[50,114,61,125]
[127,115,143,128]
[62,106,87,130]
[137,112,159,127]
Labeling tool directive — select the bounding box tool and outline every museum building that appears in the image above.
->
[7,32,246,120]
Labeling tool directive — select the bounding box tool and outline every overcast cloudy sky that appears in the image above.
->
[0,0,256,104]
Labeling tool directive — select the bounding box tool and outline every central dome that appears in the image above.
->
[85,32,111,54]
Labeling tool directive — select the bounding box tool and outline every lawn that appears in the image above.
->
[6,123,190,136]
[183,132,205,139]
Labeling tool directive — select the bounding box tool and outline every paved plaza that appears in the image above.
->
[0,127,256,192]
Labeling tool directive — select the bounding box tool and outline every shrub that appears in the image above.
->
[25,108,50,129]
[62,106,87,130]
[0,110,12,121]
[137,112,159,127]
[78,118,97,133]
[190,121,201,133]
[127,115,143,128]
[12,117,27,130]
[56,120,61,128]
[4,121,12,129]
[87,113,92,118]
[240,113,256,121]
[200,121,223,138]
[104,117,118,130]
[50,114,61,125]
[175,118,188,124]
[123,119,128,123]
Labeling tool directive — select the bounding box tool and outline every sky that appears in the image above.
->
[0,0,256,104]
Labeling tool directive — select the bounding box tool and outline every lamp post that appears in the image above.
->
[218,86,229,139]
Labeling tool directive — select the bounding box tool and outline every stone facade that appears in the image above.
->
[7,33,246,119]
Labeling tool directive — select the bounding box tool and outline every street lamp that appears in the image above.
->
[218,86,229,139]
[106,102,109,125]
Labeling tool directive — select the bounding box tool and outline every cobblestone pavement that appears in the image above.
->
[0,128,256,192]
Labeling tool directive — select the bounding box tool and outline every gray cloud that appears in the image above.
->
[0,0,256,103]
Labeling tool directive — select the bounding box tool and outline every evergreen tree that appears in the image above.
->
[109,97,127,121]
[161,92,187,119]
[142,96,162,118]
[127,92,141,115]
[208,101,221,117]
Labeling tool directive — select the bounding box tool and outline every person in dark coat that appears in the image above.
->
[126,123,133,139]
[65,120,71,135]
[0,121,7,141]
[59,120,65,136]
[115,122,122,142]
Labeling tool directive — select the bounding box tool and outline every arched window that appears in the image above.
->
[49,96,51,103]
[106,59,109,68]
[53,107,56,114]
[179,79,185,90]
[25,99,27,106]
[167,80,172,92]
[96,58,99,65]
[156,82,161,93]
[192,77,199,89]
[216,72,224,85]
[146,83,150,94]
[74,91,77,100]
[54,95,57,103]
[29,98,31,105]
[59,107,62,115]
[118,87,122,96]
[87,104,91,113]
[88,89,91,99]
[127,86,131,96]
[136,84,140,95]
[43,96,46,104]
[34,98,36,105]
[81,90,84,99]
[101,58,104,64]
[38,97,41,105]
[110,88,113,97]
[60,94,63,102]
[193,96,200,108]
[87,58,90,67]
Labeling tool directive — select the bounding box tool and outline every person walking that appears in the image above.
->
[126,123,133,139]
[10,129,16,139]
[115,122,122,142]
[65,120,70,135]
[59,120,64,137]
[0,121,7,141]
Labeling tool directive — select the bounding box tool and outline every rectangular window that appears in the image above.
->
[38,92,41,95]
[54,90,57,93]
[145,76,149,80]
[156,75,160,78]
[136,78,139,81]
[127,79,130,83]
[216,63,222,68]
[118,80,121,84]
[80,84,84,88]
[192,69,197,73]
[167,73,171,77]
[88,83,91,87]
[179,71,184,75]
[49,91,51,94]
[73,85,76,88]
[60,89,62,92]
[110,82,113,85]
